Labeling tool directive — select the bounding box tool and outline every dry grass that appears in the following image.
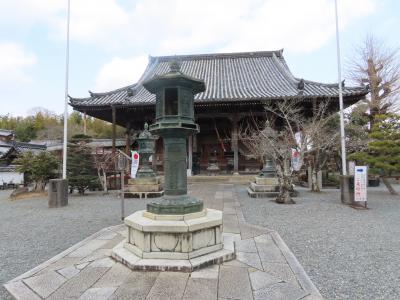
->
[11,191,48,201]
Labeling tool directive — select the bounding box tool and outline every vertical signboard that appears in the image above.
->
[131,151,139,178]
[354,166,367,202]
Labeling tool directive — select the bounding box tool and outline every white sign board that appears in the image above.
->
[130,151,139,178]
[354,166,367,202]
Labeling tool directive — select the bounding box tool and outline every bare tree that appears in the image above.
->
[240,99,339,201]
[239,100,307,203]
[93,151,116,193]
[305,105,339,192]
[348,35,400,126]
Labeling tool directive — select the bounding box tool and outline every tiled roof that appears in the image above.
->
[70,50,367,108]
[87,139,126,148]
[0,129,15,137]
[0,141,46,159]
[14,142,47,153]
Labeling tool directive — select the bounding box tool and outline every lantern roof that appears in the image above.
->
[142,61,206,94]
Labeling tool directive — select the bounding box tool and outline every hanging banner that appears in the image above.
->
[291,149,301,171]
[131,151,139,178]
[354,166,367,202]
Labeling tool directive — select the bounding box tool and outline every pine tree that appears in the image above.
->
[349,114,400,195]
[15,151,59,191]
[67,136,99,195]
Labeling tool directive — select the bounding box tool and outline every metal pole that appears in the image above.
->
[334,0,347,176]
[62,0,71,179]
[121,171,125,220]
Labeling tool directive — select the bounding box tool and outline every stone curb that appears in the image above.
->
[268,231,323,299]
[7,224,124,283]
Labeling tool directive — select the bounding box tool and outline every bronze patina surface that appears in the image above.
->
[136,123,156,178]
[144,61,206,214]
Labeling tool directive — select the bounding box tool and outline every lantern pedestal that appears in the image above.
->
[247,176,280,198]
[111,209,234,272]
[248,160,281,198]
[124,176,163,198]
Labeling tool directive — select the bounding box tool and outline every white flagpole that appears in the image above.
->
[62,0,71,179]
[334,0,347,176]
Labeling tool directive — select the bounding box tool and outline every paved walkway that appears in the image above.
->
[4,185,322,299]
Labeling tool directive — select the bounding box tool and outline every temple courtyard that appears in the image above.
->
[1,183,399,300]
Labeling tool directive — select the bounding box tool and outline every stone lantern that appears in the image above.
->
[248,158,280,198]
[112,62,234,271]
[124,123,163,198]
[145,60,205,215]
[259,159,277,178]
[136,122,156,178]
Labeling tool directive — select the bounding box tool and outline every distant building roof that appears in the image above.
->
[87,139,126,148]
[31,139,127,151]
[0,129,15,137]
[14,142,47,153]
[0,141,46,159]
[31,140,63,151]
[70,50,368,108]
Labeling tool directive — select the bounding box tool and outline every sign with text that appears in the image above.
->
[354,166,367,202]
[130,151,139,178]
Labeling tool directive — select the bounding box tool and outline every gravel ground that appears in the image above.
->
[0,190,151,300]
[1,184,399,300]
[238,184,400,300]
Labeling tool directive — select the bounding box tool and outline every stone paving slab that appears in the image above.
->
[109,271,158,300]
[4,185,323,299]
[3,281,41,300]
[182,278,218,300]
[23,271,66,298]
[79,287,117,300]
[146,272,188,300]
[218,265,253,300]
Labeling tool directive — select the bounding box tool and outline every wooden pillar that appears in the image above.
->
[312,98,317,116]
[188,135,193,176]
[125,123,131,155]
[112,106,116,154]
[232,114,239,175]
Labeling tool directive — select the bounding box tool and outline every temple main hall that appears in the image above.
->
[69,50,367,174]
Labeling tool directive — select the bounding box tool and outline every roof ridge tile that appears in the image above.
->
[150,50,284,62]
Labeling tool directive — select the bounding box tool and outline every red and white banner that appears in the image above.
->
[291,149,301,171]
[130,151,139,178]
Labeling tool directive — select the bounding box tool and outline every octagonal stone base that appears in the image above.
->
[111,209,235,272]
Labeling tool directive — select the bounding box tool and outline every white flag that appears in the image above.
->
[131,151,140,178]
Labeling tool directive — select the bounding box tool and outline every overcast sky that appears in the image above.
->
[1,0,399,116]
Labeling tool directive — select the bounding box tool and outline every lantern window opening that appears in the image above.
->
[164,87,179,116]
